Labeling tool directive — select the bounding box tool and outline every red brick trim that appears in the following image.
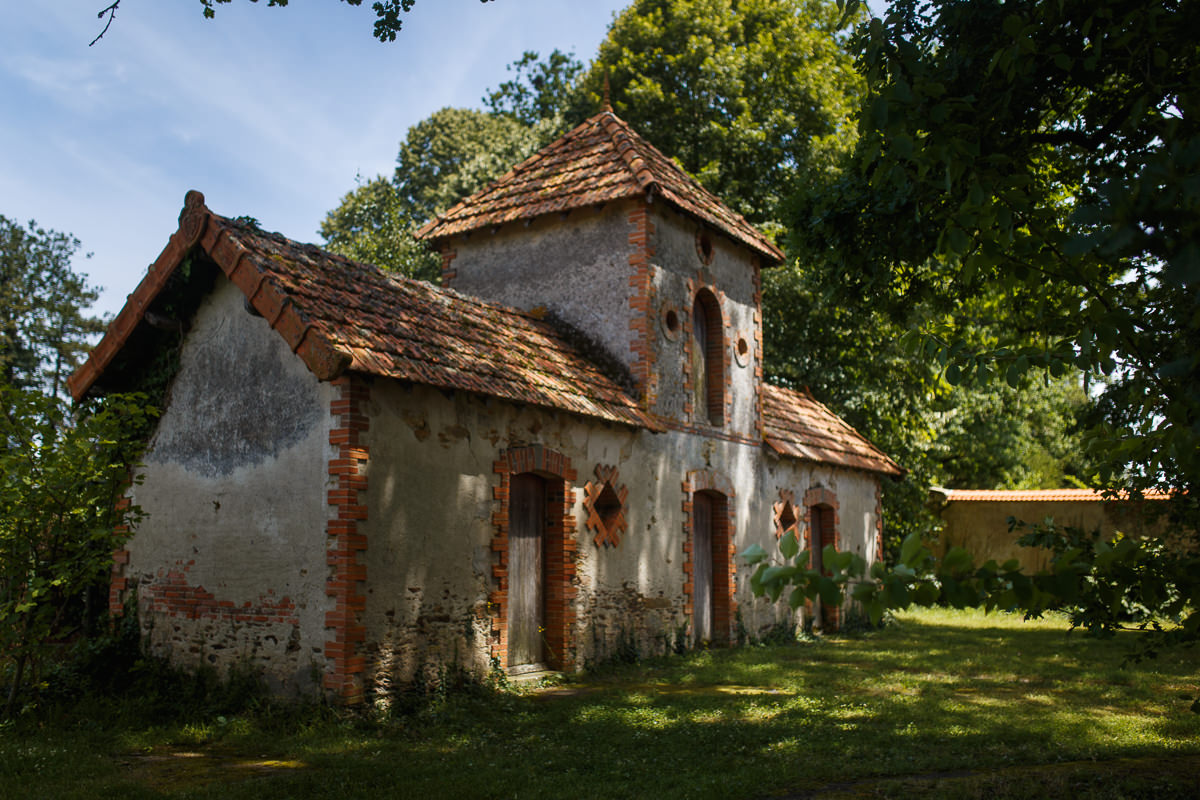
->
[490,445,579,671]
[439,242,458,288]
[583,464,628,548]
[324,375,370,702]
[751,256,764,441]
[681,469,737,644]
[803,486,841,629]
[627,203,658,408]
[108,495,134,616]
[682,275,732,428]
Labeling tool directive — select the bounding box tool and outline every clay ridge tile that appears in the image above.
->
[417,111,783,264]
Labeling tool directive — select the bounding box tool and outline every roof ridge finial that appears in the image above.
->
[602,69,613,113]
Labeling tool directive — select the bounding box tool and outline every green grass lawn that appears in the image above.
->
[2,608,1197,799]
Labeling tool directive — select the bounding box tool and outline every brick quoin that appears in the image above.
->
[108,494,134,616]
[627,203,658,408]
[681,469,737,644]
[438,243,459,288]
[750,256,764,441]
[490,445,578,671]
[324,375,371,702]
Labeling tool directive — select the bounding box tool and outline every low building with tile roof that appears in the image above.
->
[73,113,901,701]
[928,488,1187,573]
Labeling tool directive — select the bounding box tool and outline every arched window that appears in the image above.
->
[691,289,725,426]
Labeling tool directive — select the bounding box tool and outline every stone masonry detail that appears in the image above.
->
[627,203,658,408]
[324,375,370,702]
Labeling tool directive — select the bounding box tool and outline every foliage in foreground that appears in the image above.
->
[807,0,1198,503]
[0,387,152,718]
[2,608,1197,799]
[744,525,1200,699]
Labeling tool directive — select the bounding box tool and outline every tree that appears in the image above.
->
[393,107,554,223]
[0,219,152,715]
[803,0,1198,503]
[484,49,584,128]
[0,387,151,717]
[752,0,1199,657]
[0,217,106,400]
[320,174,440,282]
[575,0,865,227]
[321,107,556,277]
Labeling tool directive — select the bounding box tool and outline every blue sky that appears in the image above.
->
[2,1,630,318]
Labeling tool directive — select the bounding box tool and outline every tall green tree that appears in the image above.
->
[749,0,1199,655]
[484,49,584,128]
[321,174,440,281]
[802,0,1198,503]
[0,218,152,715]
[321,107,556,278]
[0,387,151,717]
[0,217,105,400]
[576,0,865,227]
[393,107,552,223]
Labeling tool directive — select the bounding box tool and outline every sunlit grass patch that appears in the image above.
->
[1,607,1196,799]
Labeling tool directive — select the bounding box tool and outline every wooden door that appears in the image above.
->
[693,492,713,642]
[508,473,545,668]
[810,505,835,631]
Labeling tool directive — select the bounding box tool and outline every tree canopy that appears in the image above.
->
[750,0,1199,656]
[575,0,864,227]
[802,0,1197,503]
[320,107,559,280]
[0,217,105,400]
[196,0,488,42]
[0,219,152,716]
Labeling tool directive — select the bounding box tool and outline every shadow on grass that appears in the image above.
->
[3,610,1196,799]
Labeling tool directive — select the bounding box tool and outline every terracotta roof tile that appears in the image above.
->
[417,111,784,264]
[72,193,901,477]
[762,385,904,477]
[941,489,1171,502]
[69,193,657,431]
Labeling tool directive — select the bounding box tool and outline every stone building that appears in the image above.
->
[69,112,901,701]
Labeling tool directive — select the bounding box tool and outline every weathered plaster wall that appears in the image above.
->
[445,203,637,372]
[358,378,885,691]
[649,205,762,437]
[125,277,334,693]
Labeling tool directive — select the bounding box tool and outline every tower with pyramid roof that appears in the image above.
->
[419,111,784,442]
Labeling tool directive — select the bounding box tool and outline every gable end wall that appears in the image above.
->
[119,277,336,695]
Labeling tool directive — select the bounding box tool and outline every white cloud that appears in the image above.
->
[3,0,631,319]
